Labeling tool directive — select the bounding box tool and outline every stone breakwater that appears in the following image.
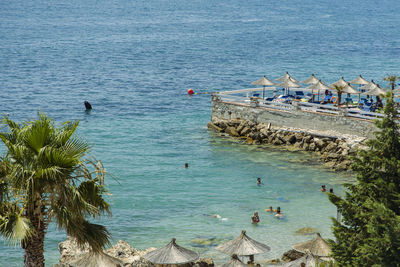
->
[207,118,367,171]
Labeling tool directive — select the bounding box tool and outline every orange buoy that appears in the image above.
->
[187,88,194,95]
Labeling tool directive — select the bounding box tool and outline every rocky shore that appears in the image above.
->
[54,237,214,267]
[207,118,368,171]
[53,237,317,267]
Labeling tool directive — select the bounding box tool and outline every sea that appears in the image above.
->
[1,0,399,266]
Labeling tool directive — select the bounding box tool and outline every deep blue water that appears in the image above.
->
[1,0,399,266]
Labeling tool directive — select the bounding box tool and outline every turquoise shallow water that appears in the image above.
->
[1,0,400,265]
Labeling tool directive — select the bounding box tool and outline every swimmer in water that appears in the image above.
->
[321,185,326,192]
[203,214,222,219]
[265,206,273,212]
[256,178,263,186]
[251,211,260,224]
[275,207,283,218]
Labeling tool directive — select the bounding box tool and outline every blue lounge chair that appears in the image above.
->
[363,103,371,112]
[294,91,305,99]
[345,98,353,104]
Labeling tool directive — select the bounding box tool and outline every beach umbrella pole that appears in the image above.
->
[263,85,265,99]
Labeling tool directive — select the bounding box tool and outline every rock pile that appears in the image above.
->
[55,237,214,267]
[207,118,366,171]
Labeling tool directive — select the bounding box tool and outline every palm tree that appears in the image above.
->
[383,74,399,90]
[0,114,111,267]
[332,85,345,106]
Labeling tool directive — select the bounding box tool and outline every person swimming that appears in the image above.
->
[275,207,283,218]
[321,185,326,192]
[203,214,222,219]
[265,206,273,212]
[256,178,263,186]
[251,211,260,224]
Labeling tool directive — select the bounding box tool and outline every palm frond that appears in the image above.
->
[68,220,111,253]
[55,121,80,146]
[78,180,111,216]
[0,208,34,247]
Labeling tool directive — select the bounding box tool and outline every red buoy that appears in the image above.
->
[187,88,194,95]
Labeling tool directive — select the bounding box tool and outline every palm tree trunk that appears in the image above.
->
[24,200,46,267]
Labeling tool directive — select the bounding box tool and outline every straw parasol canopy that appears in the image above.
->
[292,233,331,257]
[144,238,199,265]
[359,80,377,91]
[277,79,301,89]
[350,75,369,85]
[306,79,331,91]
[329,77,348,87]
[282,252,317,267]
[301,74,319,85]
[341,83,360,94]
[251,75,276,87]
[220,254,249,267]
[216,230,271,256]
[276,72,299,83]
[251,75,277,98]
[361,84,386,96]
[69,252,124,267]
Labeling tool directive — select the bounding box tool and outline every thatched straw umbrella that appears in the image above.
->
[301,74,320,85]
[361,84,386,96]
[359,80,378,91]
[220,254,249,267]
[216,230,270,265]
[350,75,369,85]
[69,252,124,267]
[292,233,331,257]
[216,230,271,256]
[276,72,299,83]
[276,78,301,96]
[306,79,331,102]
[251,75,277,99]
[329,77,348,87]
[144,238,199,266]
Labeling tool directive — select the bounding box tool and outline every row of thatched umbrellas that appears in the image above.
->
[142,230,331,266]
[251,72,392,100]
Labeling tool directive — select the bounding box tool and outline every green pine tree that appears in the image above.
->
[329,91,400,266]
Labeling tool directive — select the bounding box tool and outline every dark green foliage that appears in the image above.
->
[329,92,400,266]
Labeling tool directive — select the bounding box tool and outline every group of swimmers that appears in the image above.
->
[321,185,334,193]
[251,206,282,224]
[253,178,284,224]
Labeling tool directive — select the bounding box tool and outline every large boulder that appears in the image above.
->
[294,227,318,235]
[213,119,228,130]
[284,134,296,144]
[324,142,338,152]
[207,122,223,132]
[295,133,304,141]
[281,249,304,262]
[225,126,240,137]
[303,135,313,144]
[314,138,326,149]
[240,127,251,136]
[104,240,138,266]
[58,237,90,264]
